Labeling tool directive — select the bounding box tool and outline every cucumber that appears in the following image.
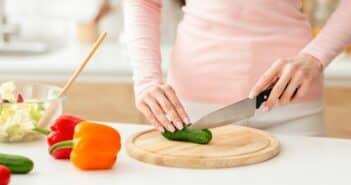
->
[162,125,212,144]
[0,153,34,174]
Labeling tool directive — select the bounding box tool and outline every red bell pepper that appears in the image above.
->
[49,122,121,170]
[0,165,10,185]
[47,115,83,159]
[33,115,83,159]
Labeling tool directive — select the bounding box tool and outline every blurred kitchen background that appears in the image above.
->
[0,0,350,138]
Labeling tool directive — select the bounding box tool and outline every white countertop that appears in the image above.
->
[2,123,351,185]
[0,43,351,87]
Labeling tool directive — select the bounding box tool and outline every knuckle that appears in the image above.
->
[162,102,173,112]
[153,108,163,116]
[163,103,173,112]
[173,101,181,109]
[164,85,174,92]
[160,117,171,124]
[176,107,186,116]
[286,63,297,71]
[160,84,167,89]
[152,86,162,93]
[275,84,285,92]
[168,86,175,92]
[175,107,184,114]
[176,107,186,117]
[278,58,289,65]
[152,107,163,116]
[144,91,153,98]
[276,59,284,65]
[160,120,169,125]
[299,69,310,78]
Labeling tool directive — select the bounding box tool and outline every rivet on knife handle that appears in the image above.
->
[255,88,272,109]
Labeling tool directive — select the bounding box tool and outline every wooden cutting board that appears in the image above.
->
[126,125,280,168]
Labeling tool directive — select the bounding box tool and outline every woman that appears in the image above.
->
[123,0,351,136]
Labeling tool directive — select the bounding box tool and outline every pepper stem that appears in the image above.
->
[49,140,74,154]
[32,127,51,135]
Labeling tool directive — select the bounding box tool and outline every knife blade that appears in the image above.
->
[190,88,272,129]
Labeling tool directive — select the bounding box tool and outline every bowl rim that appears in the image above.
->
[0,82,66,105]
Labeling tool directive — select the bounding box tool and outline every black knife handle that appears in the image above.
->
[255,86,298,109]
[256,88,272,109]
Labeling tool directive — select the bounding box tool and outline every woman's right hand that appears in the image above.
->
[136,84,190,132]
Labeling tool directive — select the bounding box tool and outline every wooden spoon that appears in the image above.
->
[37,32,107,127]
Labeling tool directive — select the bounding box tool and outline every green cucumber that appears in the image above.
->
[162,125,212,144]
[0,153,34,174]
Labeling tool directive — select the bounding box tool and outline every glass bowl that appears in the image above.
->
[0,82,65,142]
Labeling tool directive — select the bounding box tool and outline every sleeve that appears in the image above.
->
[123,0,163,97]
[301,0,351,68]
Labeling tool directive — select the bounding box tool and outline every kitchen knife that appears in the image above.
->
[190,88,272,129]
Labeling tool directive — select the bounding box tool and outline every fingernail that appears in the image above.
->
[184,117,190,124]
[176,121,183,130]
[168,126,176,132]
[263,106,269,112]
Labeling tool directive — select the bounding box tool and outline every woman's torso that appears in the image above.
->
[168,0,323,105]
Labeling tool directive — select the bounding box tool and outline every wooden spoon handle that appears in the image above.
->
[37,32,107,128]
[59,32,107,97]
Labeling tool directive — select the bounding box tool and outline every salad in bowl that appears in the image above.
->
[0,81,64,142]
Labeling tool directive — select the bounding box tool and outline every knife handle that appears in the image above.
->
[256,88,272,109]
[255,86,298,109]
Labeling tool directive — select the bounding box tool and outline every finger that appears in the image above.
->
[162,85,190,124]
[249,60,285,98]
[144,96,176,132]
[265,65,295,111]
[153,89,184,130]
[293,79,312,101]
[138,103,164,132]
[279,72,304,105]
[262,75,279,90]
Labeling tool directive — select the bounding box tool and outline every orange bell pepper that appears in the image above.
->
[49,121,121,170]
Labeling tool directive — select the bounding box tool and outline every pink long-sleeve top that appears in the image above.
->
[124,0,351,105]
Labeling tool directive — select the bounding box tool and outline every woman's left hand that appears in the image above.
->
[249,53,323,111]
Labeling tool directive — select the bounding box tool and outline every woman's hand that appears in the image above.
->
[249,53,323,111]
[136,84,190,132]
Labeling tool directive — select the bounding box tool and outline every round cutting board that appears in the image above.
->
[126,125,280,168]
